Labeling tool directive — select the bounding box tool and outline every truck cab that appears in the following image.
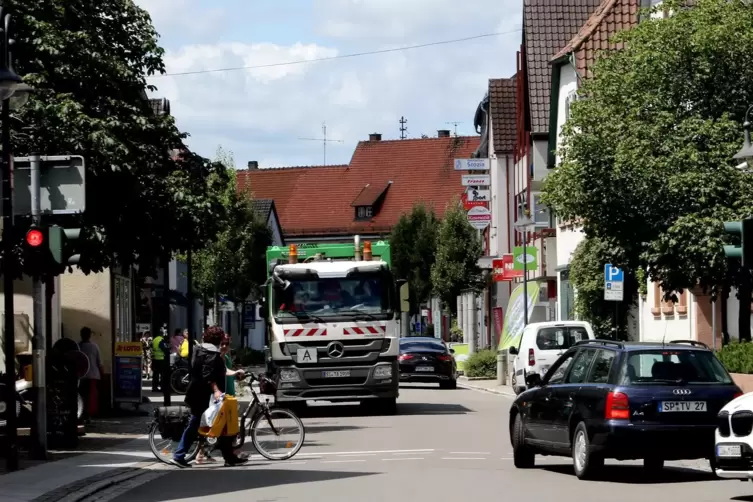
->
[264,237,401,414]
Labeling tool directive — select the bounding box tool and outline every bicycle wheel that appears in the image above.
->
[170,368,189,395]
[250,407,305,461]
[148,421,200,464]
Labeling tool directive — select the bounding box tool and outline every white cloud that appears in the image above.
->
[139,0,522,168]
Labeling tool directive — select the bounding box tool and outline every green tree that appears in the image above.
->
[193,147,272,308]
[430,200,484,313]
[542,0,753,303]
[389,203,440,314]
[8,0,222,276]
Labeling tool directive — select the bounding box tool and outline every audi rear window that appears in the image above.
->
[622,350,733,385]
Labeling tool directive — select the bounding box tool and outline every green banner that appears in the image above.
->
[449,343,469,373]
[513,246,538,271]
[498,282,540,350]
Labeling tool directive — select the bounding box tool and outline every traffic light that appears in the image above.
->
[22,224,81,276]
[724,219,753,266]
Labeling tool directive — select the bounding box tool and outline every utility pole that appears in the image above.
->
[399,117,408,139]
[298,122,343,166]
[186,249,194,361]
[446,121,463,137]
[29,154,47,459]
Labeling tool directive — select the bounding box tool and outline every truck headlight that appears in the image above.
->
[373,365,392,379]
[279,369,300,382]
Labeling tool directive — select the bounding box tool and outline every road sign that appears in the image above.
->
[467,206,491,230]
[465,187,490,202]
[13,155,86,216]
[454,158,489,171]
[461,174,490,186]
[604,264,624,301]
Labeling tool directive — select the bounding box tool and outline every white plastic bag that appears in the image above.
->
[200,394,224,429]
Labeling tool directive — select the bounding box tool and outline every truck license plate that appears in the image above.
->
[718,444,742,457]
[323,370,350,378]
[658,401,707,412]
[296,348,318,364]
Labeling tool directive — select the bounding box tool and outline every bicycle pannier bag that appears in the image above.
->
[155,405,190,441]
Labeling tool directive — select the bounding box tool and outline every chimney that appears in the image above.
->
[247,161,258,170]
[369,133,382,142]
[437,129,451,138]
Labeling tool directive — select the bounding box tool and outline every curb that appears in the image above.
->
[457,380,517,398]
[34,460,161,502]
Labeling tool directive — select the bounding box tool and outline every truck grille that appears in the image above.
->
[284,338,390,364]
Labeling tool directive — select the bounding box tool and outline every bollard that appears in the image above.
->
[497,349,508,385]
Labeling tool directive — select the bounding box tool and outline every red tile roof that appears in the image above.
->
[551,0,640,77]
[237,136,480,238]
[489,76,517,153]
[524,0,603,134]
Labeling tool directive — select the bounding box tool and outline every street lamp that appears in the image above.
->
[514,215,536,326]
[0,4,32,472]
[733,105,753,170]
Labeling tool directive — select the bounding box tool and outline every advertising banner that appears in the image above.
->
[498,282,540,350]
[113,342,143,405]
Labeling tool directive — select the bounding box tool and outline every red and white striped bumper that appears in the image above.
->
[283,328,328,337]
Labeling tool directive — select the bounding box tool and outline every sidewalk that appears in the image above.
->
[457,376,517,397]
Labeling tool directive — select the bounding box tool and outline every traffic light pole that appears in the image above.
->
[29,154,47,460]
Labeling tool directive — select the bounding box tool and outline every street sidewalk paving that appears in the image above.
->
[457,377,516,397]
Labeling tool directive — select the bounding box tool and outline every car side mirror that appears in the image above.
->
[525,373,542,388]
[508,346,518,355]
[449,348,455,354]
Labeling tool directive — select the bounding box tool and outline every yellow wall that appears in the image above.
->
[0,276,35,374]
[60,269,113,373]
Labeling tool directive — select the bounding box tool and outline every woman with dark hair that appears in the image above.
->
[171,326,247,468]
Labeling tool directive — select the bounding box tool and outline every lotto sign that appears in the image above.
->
[114,342,143,357]
[492,254,522,281]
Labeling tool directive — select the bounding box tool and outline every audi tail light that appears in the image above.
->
[528,348,535,366]
[605,391,630,420]
[734,391,744,400]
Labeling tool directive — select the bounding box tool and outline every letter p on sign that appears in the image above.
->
[604,264,624,282]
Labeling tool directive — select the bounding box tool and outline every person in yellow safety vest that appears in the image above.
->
[151,330,170,392]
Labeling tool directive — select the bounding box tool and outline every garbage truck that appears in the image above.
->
[263,236,403,414]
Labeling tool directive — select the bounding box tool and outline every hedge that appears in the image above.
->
[465,349,497,379]
[718,341,753,374]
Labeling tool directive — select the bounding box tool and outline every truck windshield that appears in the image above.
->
[274,276,392,320]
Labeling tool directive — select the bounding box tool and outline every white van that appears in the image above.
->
[508,321,594,394]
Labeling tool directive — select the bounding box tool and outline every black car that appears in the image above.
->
[509,339,741,480]
[398,337,457,389]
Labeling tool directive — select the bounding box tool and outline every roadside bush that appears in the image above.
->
[465,349,497,379]
[718,341,753,374]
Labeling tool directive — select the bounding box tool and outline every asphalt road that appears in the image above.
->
[99,384,753,502]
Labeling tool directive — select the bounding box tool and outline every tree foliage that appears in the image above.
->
[389,203,440,314]
[542,0,753,300]
[193,147,272,303]
[430,200,484,313]
[7,0,225,276]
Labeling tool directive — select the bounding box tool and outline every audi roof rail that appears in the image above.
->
[575,339,625,348]
[668,340,709,350]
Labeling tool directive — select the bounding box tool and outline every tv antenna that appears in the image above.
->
[298,122,343,165]
[399,116,408,139]
[446,121,463,136]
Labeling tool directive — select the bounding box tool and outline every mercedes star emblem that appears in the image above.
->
[327,342,345,358]
[672,389,691,395]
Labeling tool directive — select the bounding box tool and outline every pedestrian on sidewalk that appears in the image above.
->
[78,327,103,424]
[151,329,169,392]
[171,326,248,468]
[170,328,185,356]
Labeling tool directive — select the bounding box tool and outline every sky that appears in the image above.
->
[134,0,522,169]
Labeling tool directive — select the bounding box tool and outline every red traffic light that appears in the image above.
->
[26,229,44,247]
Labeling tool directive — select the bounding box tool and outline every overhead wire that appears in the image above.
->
[153,29,522,78]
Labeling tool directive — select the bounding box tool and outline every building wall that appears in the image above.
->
[0,277,35,374]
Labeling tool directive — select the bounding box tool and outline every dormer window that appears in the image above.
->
[355,206,373,220]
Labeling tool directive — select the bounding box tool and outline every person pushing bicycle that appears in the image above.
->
[171,326,248,468]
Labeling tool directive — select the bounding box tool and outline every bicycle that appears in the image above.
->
[170,359,190,395]
[148,370,305,464]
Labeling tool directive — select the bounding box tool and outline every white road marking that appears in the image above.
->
[337,453,377,457]
[441,457,486,460]
[298,448,434,457]
[382,457,424,461]
[450,452,491,455]
[321,459,367,464]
